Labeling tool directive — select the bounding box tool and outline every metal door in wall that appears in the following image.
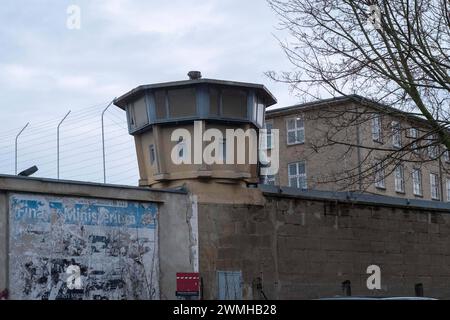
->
[217,271,242,300]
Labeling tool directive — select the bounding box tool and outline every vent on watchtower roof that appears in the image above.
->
[188,71,202,80]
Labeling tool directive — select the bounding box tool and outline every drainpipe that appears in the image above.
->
[356,117,363,192]
[439,153,444,202]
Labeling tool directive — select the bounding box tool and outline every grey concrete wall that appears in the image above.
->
[0,192,7,296]
[199,193,450,300]
[0,175,197,300]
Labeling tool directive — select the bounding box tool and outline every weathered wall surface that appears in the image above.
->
[0,175,197,300]
[9,193,159,300]
[199,192,450,300]
[0,193,7,296]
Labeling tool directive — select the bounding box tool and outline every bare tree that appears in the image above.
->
[267,0,450,192]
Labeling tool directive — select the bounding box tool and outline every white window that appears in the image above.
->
[288,161,307,189]
[262,175,276,185]
[372,114,382,143]
[374,161,385,189]
[444,150,450,163]
[394,164,405,193]
[265,122,273,150]
[412,168,423,196]
[391,121,402,148]
[430,173,440,200]
[409,128,419,154]
[257,102,265,127]
[446,179,450,202]
[427,134,439,159]
[287,117,305,145]
[128,105,136,127]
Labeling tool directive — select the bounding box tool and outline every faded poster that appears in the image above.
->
[9,193,159,300]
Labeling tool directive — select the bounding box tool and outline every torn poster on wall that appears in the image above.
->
[9,193,159,300]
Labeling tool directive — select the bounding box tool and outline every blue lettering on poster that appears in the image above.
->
[12,197,157,229]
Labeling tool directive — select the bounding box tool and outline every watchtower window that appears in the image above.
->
[222,89,247,119]
[155,90,167,120]
[168,88,196,118]
[149,144,156,166]
[132,97,149,128]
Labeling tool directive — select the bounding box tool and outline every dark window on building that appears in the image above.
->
[155,90,167,120]
[133,96,149,128]
[149,144,156,166]
[168,88,196,118]
[127,105,136,127]
[222,89,247,119]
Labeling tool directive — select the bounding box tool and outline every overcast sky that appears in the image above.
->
[0,0,297,185]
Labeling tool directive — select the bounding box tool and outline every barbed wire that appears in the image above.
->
[0,100,139,186]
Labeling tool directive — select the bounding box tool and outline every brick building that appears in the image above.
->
[266,95,450,202]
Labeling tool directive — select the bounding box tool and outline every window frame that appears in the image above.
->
[264,121,274,150]
[394,164,405,193]
[430,173,441,200]
[374,160,386,189]
[412,168,423,197]
[372,114,383,143]
[427,134,439,159]
[446,178,450,202]
[149,144,156,167]
[409,127,419,154]
[286,116,305,146]
[391,121,402,149]
[288,161,307,190]
[444,150,450,163]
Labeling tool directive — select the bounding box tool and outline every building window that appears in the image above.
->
[391,121,402,148]
[262,175,276,185]
[264,122,273,150]
[394,164,405,193]
[374,161,385,189]
[409,128,419,154]
[288,161,307,189]
[149,144,156,166]
[430,173,440,200]
[128,105,136,127]
[446,179,450,202]
[444,149,450,163]
[427,134,439,159]
[155,90,168,120]
[372,114,382,143]
[256,97,265,127]
[168,88,196,118]
[287,117,305,145]
[412,168,423,196]
[222,89,247,119]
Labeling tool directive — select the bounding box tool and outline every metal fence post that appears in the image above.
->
[102,100,115,183]
[15,123,30,175]
[57,111,71,179]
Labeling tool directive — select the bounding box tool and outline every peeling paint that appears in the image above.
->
[9,193,159,300]
[188,195,199,273]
